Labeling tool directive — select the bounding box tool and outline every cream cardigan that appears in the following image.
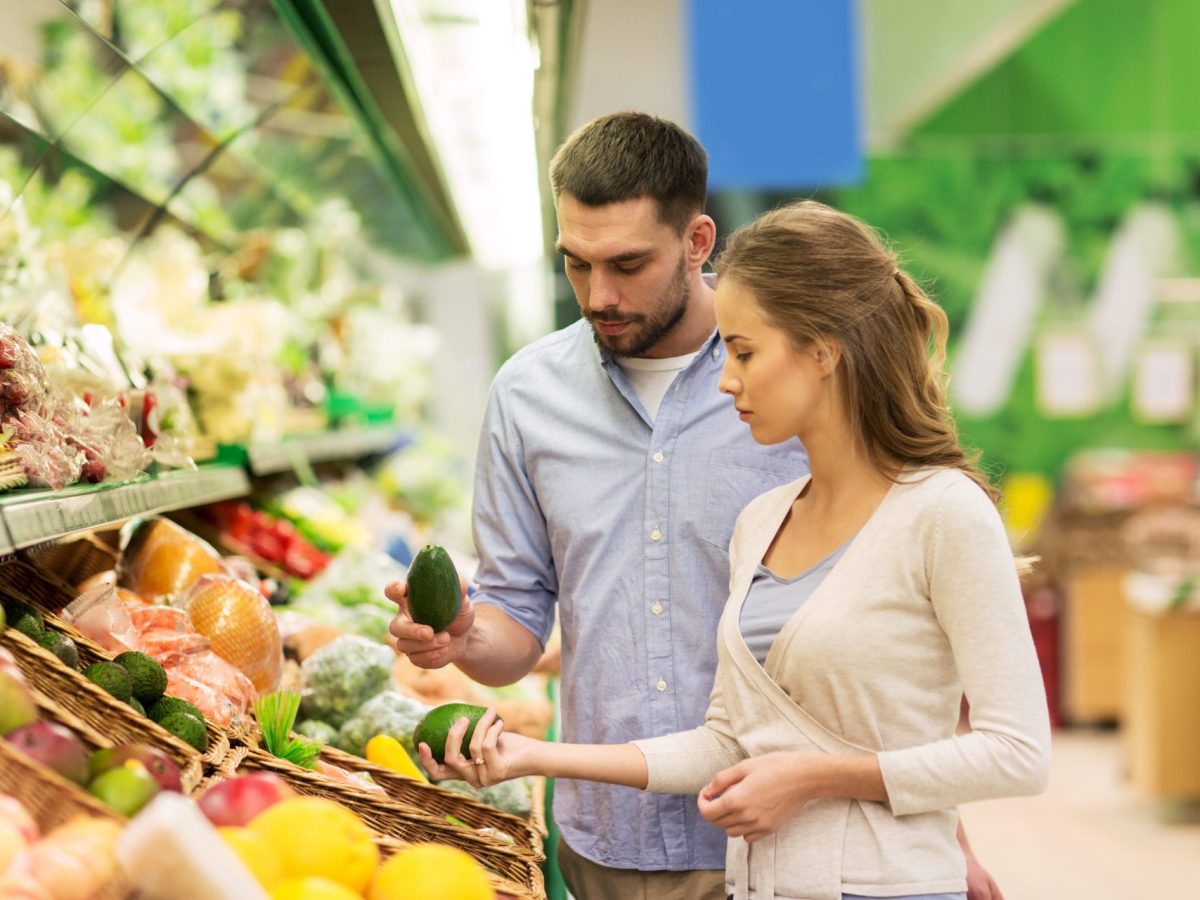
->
[634,468,1051,900]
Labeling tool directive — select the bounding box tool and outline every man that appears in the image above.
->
[389,112,1002,900]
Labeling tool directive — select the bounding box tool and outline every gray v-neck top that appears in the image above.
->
[739,538,855,665]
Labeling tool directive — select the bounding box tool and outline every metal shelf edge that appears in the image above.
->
[0,466,251,554]
[246,427,406,475]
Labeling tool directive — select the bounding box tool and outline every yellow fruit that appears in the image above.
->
[365,735,427,782]
[368,844,494,900]
[269,877,362,900]
[249,797,378,893]
[219,826,284,889]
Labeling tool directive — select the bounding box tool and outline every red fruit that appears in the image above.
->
[197,772,293,827]
[82,459,107,483]
[6,721,90,785]
[88,744,183,792]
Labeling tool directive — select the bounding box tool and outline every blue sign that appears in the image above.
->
[687,0,863,190]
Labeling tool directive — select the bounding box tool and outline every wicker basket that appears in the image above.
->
[22,532,119,593]
[322,744,546,858]
[0,627,224,784]
[207,744,545,897]
[0,741,129,900]
[0,555,237,761]
[234,725,544,862]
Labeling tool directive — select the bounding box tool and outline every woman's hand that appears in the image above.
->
[699,751,886,844]
[417,707,537,787]
[698,752,826,844]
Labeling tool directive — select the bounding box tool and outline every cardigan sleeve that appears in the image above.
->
[877,476,1051,816]
[633,667,746,794]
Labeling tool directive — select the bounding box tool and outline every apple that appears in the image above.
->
[5,721,90,785]
[0,797,38,871]
[89,744,183,792]
[88,761,160,816]
[197,772,293,827]
[0,667,38,737]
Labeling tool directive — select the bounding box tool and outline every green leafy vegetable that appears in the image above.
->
[255,691,321,770]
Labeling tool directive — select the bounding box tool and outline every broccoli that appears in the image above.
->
[441,777,533,818]
[335,690,429,759]
[300,635,395,728]
[296,720,339,746]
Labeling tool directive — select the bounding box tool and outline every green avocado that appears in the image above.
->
[113,651,167,705]
[412,702,500,765]
[406,545,461,633]
[83,661,133,702]
[7,602,44,640]
[34,631,80,670]
[148,695,204,725]
[159,711,208,752]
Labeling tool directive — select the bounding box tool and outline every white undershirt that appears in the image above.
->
[616,351,700,422]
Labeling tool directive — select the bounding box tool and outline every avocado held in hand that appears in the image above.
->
[406,544,461,633]
[413,703,500,765]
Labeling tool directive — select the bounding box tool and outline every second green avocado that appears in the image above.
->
[406,544,461,632]
[413,702,499,765]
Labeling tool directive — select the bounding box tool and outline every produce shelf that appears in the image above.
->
[244,426,409,475]
[0,465,250,554]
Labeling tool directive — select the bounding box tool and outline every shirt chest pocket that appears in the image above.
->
[700,450,798,551]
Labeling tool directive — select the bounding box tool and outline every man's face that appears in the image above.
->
[556,193,691,358]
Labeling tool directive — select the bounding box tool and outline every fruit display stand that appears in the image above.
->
[206,745,546,900]
[0,561,235,765]
[0,628,220,783]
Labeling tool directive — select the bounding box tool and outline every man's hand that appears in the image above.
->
[385,578,473,669]
[697,752,820,844]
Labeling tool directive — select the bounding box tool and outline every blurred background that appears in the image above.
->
[1,2,1199,898]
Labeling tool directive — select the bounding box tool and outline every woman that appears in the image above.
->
[421,200,1051,900]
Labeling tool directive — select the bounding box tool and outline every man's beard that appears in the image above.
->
[587,259,689,358]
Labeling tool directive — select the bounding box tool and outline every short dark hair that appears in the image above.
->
[549,112,707,233]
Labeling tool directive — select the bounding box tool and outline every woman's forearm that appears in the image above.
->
[518,741,648,789]
[803,753,888,803]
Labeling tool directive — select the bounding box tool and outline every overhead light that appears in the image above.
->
[387,0,545,271]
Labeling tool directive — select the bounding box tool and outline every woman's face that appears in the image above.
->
[715,278,832,445]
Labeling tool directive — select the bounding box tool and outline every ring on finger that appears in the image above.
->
[473,758,485,766]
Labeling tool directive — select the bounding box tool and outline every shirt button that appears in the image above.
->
[653,451,664,463]
[650,527,662,541]
[656,679,668,692]
[651,602,664,616]
[711,347,719,360]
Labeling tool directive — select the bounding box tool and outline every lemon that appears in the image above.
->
[249,797,379,893]
[219,826,284,889]
[269,877,362,900]
[365,735,428,782]
[368,844,494,900]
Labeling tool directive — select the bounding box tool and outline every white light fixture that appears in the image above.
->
[387,0,545,272]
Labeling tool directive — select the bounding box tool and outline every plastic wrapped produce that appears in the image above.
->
[179,574,283,694]
[441,776,534,818]
[118,518,224,602]
[62,585,141,654]
[333,690,428,759]
[0,324,48,419]
[300,635,394,728]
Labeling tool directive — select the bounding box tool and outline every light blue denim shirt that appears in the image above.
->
[471,318,808,870]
